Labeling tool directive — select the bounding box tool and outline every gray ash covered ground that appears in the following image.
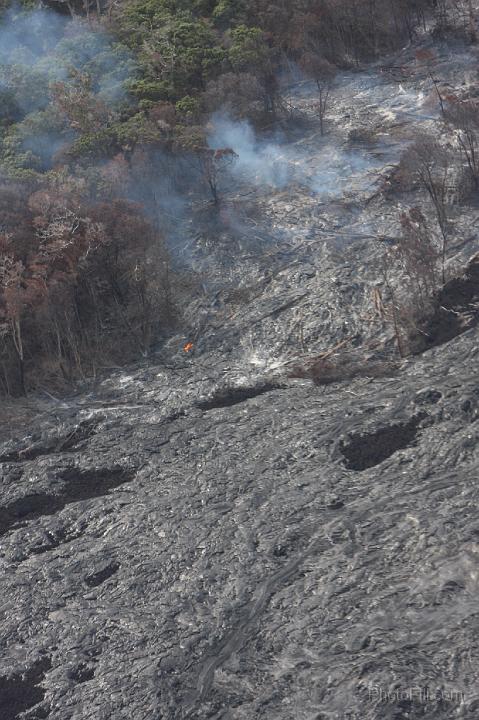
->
[1,40,479,720]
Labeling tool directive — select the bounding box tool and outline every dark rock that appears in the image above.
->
[84,562,120,588]
[339,415,422,471]
[415,388,442,405]
[0,658,51,720]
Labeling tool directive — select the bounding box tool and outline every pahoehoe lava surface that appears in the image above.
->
[2,45,479,720]
[1,328,479,719]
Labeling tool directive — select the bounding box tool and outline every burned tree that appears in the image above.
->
[300,53,337,136]
[198,147,238,205]
[445,97,479,188]
[175,127,238,205]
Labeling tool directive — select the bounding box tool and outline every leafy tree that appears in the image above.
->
[212,0,246,28]
[175,95,202,122]
[228,25,268,70]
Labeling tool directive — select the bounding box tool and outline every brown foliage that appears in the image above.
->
[51,71,110,133]
[415,49,437,64]
[0,180,173,395]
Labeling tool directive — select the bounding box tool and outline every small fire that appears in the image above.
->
[183,341,194,353]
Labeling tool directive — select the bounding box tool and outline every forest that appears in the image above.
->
[0,0,477,394]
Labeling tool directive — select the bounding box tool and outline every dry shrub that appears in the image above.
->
[289,357,399,385]
[348,127,378,144]
[288,339,399,385]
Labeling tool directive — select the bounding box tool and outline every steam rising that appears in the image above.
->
[208,114,382,200]
[208,115,290,188]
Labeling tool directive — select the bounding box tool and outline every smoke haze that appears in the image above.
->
[208,113,383,200]
[0,6,133,170]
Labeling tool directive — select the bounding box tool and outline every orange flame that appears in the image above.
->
[183,342,194,353]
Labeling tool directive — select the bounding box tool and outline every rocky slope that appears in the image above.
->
[1,40,479,720]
